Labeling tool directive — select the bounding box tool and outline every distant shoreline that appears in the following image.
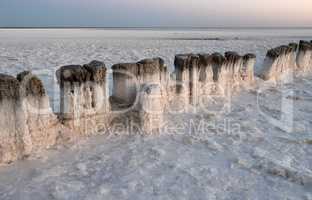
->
[0,26,312,30]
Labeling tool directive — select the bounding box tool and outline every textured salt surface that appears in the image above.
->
[0,76,312,199]
[0,29,312,199]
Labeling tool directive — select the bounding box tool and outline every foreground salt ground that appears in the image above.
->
[0,76,312,200]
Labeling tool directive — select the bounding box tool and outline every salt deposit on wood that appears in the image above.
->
[296,40,312,72]
[241,54,256,84]
[259,44,298,81]
[2,40,312,165]
[198,54,215,95]
[17,71,60,153]
[174,52,256,107]
[112,57,168,107]
[56,61,110,136]
[174,54,199,106]
[0,72,60,164]
[139,84,164,134]
[174,54,192,106]
[0,74,24,163]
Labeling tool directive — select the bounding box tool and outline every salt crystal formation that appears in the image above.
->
[174,54,199,105]
[296,40,312,72]
[174,52,255,106]
[139,84,164,134]
[17,71,60,152]
[289,43,299,68]
[259,43,298,81]
[241,54,256,84]
[0,72,59,164]
[0,74,24,163]
[56,61,110,136]
[198,54,215,96]
[112,58,168,107]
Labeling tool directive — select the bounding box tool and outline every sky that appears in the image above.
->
[0,0,311,27]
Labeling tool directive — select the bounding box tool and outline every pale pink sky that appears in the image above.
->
[0,0,311,27]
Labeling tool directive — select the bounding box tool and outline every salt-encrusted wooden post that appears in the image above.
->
[198,54,214,93]
[83,61,110,125]
[209,52,255,94]
[139,84,164,134]
[196,54,215,106]
[259,44,297,81]
[189,55,200,106]
[0,72,59,164]
[288,43,298,69]
[112,57,167,107]
[112,63,139,105]
[174,54,200,106]
[240,53,256,85]
[17,71,59,153]
[0,74,24,163]
[56,61,109,136]
[174,51,256,106]
[260,46,284,80]
[174,54,190,105]
[296,40,312,72]
[223,51,243,91]
[210,53,226,95]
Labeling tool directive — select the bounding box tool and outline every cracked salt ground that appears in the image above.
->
[0,75,312,199]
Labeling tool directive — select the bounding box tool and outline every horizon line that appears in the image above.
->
[1,26,312,30]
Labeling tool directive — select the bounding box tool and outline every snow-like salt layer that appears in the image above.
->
[1,75,312,199]
[0,29,312,199]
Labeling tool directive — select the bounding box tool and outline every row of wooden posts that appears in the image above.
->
[0,40,311,164]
